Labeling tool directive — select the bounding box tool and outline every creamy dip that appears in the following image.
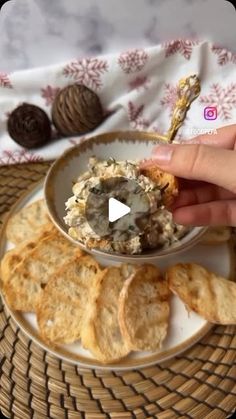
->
[64,157,188,254]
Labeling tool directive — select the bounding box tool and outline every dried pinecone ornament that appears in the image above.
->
[51,84,104,136]
[7,103,51,149]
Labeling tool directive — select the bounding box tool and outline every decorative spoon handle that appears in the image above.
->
[166,74,201,143]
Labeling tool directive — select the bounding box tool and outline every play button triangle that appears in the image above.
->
[108,197,131,222]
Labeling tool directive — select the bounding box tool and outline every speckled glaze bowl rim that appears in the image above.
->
[44,130,207,261]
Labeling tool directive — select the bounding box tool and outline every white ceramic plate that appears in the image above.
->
[0,181,234,370]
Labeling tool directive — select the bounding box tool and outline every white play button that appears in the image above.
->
[108,197,131,222]
[86,176,151,240]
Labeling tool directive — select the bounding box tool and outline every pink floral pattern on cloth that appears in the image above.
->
[163,40,199,60]
[62,58,109,90]
[160,83,179,116]
[127,101,150,130]
[41,86,61,106]
[0,40,236,165]
[0,150,43,165]
[128,76,150,92]
[118,49,148,74]
[199,83,236,121]
[211,45,236,66]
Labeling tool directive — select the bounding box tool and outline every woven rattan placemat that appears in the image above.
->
[0,162,236,419]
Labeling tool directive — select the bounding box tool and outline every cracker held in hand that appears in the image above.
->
[37,255,101,345]
[81,265,134,363]
[140,166,178,206]
[3,227,82,312]
[6,199,51,245]
[118,264,170,351]
[166,263,236,324]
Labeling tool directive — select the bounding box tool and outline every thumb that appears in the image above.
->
[140,144,236,194]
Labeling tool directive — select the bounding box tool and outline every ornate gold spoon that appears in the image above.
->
[159,74,201,143]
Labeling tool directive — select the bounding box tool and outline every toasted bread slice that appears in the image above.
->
[167,263,236,324]
[1,223,55,286]
[140,166,178,206]
[201,227,231,245]
[37,255,101,345]
[81,265,135,363]
[1,239,37,287]
[6,199,51,245]
[3,228,83,312]
[118,264,170,351]
[120,263,138,280]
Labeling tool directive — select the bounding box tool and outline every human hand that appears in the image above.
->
[140,124,236,226]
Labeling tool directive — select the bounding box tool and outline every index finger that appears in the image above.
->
[141,144,236,193]
[176,124,236,150]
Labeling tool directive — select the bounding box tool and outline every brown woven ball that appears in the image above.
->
[51,84,104,136]
[7,103,51,149]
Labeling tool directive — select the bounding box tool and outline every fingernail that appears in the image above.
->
[151,145,173,164]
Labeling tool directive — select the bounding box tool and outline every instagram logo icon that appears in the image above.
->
[204,106,217,120]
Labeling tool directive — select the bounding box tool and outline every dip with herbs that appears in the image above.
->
[64,157,188,254]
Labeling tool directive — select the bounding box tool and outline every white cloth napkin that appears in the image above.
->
[0,40,235,165]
